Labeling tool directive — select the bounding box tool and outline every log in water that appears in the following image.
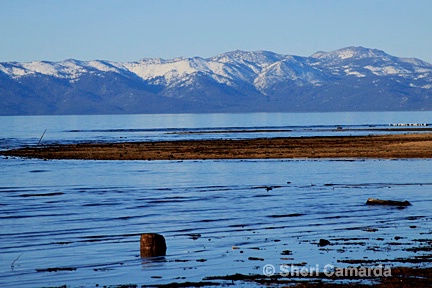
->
[366,198,412,206]
[140,233,167,257]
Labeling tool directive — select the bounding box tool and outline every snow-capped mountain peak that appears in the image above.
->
[311,46,389,61]
[1,46,431,86]
[1,46,432,115]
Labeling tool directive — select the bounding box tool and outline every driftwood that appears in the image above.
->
[140,233,167,257]
[366,198,411,206]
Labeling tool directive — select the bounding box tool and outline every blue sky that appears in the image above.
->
[1,0,431,63]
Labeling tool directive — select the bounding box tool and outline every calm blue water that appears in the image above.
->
[1,111,431,150]
[1,112,432,287]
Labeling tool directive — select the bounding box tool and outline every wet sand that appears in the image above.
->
[3,133,432,160]
[186,266,432,287]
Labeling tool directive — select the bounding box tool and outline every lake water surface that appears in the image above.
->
[1,112,432,287]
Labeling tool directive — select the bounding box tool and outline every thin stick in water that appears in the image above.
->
[38,129,47,145]
[11,253,22,271]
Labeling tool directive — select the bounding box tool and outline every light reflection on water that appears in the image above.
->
[1,112,432,287]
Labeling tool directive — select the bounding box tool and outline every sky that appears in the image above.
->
[1,0,431,63]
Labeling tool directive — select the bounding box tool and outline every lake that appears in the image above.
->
[1,112,432,287]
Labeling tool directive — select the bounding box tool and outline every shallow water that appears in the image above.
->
[1,111,432,150]
[1,112,432,287]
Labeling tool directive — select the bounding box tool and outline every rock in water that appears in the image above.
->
[140,233,167,257]
[318,239,331,247]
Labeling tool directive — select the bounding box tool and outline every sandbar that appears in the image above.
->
[2,133,432,160]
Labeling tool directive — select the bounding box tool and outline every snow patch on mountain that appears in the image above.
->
[336,49,357,60]
[23,61,59,76]
[87,60,121,73]
[311,46,389,61]
[344,69,366,77]
[123,58,201,82]
[364,65,410,76]
[210,50,283,66]
[254,56,325,92]
[399,57,431,66]
[0,60,89,79]
[121,56,230,86]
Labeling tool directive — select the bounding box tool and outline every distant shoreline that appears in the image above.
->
[3,133,432,160]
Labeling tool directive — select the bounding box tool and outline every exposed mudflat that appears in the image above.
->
[3,133,432,160]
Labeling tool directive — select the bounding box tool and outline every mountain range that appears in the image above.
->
[1,46,432,115]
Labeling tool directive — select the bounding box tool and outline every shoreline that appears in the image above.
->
[150,265,432,287]
[2,133,432,160]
